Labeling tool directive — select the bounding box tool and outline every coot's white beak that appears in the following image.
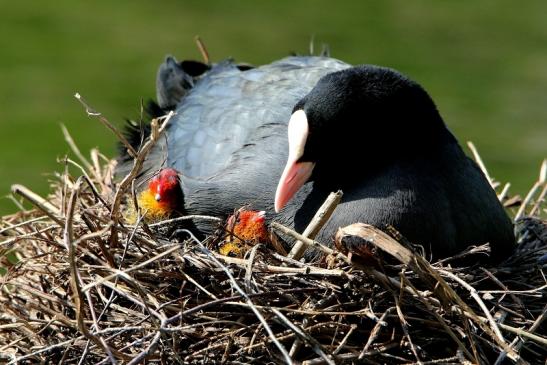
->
[275,110,315,212]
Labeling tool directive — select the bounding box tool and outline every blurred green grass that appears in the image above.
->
[0,0,545,215]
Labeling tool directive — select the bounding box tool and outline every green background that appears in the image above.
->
[1,1,546,215]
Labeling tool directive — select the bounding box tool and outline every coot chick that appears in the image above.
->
[219,209,271,258]
[124,168,183,223]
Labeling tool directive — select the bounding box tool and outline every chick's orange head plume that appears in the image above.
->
[148,168,180,203]
[228,210,269,243]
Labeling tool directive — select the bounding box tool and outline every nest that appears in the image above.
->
[0,101,546,364]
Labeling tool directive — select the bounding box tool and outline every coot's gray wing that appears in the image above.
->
[164,56,350,179]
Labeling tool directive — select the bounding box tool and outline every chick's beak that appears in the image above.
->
[275,110,315,212]
[155,184,162,202]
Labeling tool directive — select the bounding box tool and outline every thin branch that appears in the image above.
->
[288,190,342,260]
[467,141,494,188]
[61,124,94,174]
[74,93,137,158]
[194,36,210,64]
[11,184,63,225]
[439,269,505,343]
[110,111,174,222]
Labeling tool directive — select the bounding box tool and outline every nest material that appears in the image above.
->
[0,110,546,364]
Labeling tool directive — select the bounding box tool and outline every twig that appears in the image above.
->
[148,214,223,227]
[400,276,475,362]
[127,327,162,365]
[216,254,347,276]
[225,302,393,319]
[497,182,511,202]
[273,222,424,298]
[271,308,335,365]
[74,93,137,158]
[480,267,524,310]
[439,269,505,343]
[516,160,546,219]
[271,222,339,258]
[110,111,174,222]
[7,338,81,365]
[467,141,494,188]
[244,243,261,292]
[359,307,392,359]
[335,223,415,265]
[165,288,319,325]
[90,148,106,191]
[61,124,94,175]
[65,158,110,211]
[495,305,547,364]
[288,190,342,260]
[303,343,400,365]
[529,182,547,217]
[393,290,422,364]
[179,270,218,300]
[332,324,357,355]
[194,36,210,64]
[99,280,163,321]
[528,159,547,217]
[496,319,547,346]
[516,181,543,220]
[11,184,63,225]
[0,216,48,235]
[0,226,57,250]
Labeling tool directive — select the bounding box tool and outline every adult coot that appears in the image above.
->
[119,55,515,261]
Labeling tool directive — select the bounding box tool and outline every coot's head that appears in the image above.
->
[275,65,451,212]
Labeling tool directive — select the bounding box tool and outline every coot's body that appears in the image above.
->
[119,55,514,261]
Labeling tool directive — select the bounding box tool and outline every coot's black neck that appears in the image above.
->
[299,65,458,187]
[308,113,458,190]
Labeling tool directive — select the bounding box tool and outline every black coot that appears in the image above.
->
[119,55,515,261]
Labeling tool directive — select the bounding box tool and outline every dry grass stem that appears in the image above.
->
[288,190,343,260]
[194,36,210,64]
[467,141,494,187]
[74,93,137,158]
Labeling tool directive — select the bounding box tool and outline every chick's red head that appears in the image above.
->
[148,168,181,206]
[228,209,269,243]
[125,168,183,224]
